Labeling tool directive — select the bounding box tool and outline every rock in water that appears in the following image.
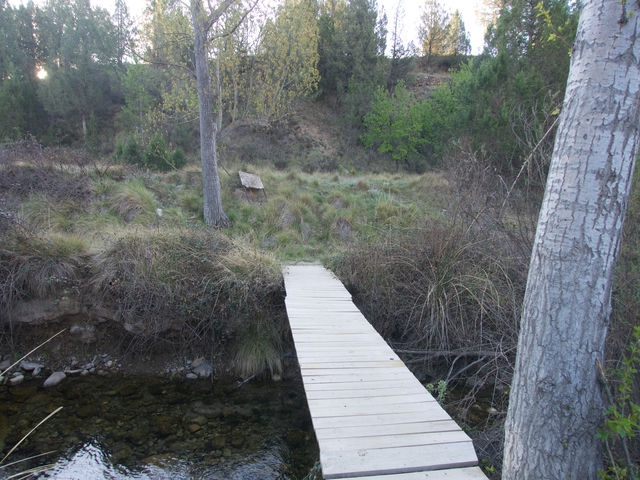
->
[9,373,25,386]
[20,361,44,372]
[43,371,66,388]
[192,358,213,378]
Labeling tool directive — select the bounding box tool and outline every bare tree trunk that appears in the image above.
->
[191,0,230,228]
[502,1,640,478]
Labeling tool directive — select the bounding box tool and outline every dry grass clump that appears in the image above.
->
[329,217,524,391]
[233,313,285,379]
[0,232,88,319]
[89,229,285,358]
[110,179,157,223]
[0,140,92,205]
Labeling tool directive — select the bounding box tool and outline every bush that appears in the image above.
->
[114,137,143,166]
[169,147,187,170]
[328,216,524,400]
[143,133,169,171]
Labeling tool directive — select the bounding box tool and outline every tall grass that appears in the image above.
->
[1,233,88,321]
[110,179,157,224]
[88,228,284,363]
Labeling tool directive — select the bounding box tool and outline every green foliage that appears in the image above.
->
[36,0,123,144]
[599,327,640,479]
[111,178,157,223]
[419,0,578,178]
[0,77,46,140]
[140,133,186,171]
[118,64,162,139]
[252,0,320,121]
[233,316,284,379]
[144,133,169,170]
[169,147,187,170]
[115,137,143,165]
[317,0,387,103]
[419,0,450,59]
[361,82,425,170]
[426,379,448,403]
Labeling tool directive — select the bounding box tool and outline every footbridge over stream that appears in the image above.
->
[282,264,487,480]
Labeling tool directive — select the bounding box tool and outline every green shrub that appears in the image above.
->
[143,133,169,171]
[169,147,187,170]
[115,137,143,166]
[599,326,640,479]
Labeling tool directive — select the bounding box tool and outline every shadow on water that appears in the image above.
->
[0,376,318,479]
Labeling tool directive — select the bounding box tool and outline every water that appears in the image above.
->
[0,376,318,479]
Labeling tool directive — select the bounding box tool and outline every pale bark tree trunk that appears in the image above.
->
[191,0,230,227]
[502,1,640,478]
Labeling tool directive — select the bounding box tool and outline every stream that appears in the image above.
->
[0,375,318,479]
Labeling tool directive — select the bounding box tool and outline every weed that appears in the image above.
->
[599,326,640,479]
[426,379,448,404]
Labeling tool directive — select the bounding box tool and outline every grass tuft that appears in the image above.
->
[111,179,157,223]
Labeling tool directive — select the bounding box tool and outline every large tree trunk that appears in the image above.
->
[502,1,640,478]
[191,0,230,228]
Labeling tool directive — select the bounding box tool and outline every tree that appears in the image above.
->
[428,0,578,177]
[316,0,386,109]
[386,0,415,92]
[502,1,640,477]
[361,82,423,169]
[113,0,136,66]
[446,10,470,56]
[37,0,121,144]
[0,3,47,138]
[252,0,319,122]
[190,0,233,227]
[418,0,449,63]
[190,0,257,227]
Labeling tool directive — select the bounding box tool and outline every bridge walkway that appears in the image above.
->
[283,264,487,480]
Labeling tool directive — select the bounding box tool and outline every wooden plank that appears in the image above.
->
[310,409,453,429]
[309,400,439,418]
[314,420,463,439]
[302,378,419,392]
[308,393,435,408]
[317,430,472,452]
[299,361,406,369]
[301,372,415,384]
[320,442,479,479]
[305,385,428,400]
[296,355,402,364]
[343,467,488,480]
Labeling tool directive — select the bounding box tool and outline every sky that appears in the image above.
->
[116,0,487,54]
[9,0,487,54]
[383,0,486,54]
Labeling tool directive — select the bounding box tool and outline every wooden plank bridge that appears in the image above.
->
[283,264,487,480]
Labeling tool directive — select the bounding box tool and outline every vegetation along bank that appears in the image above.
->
[2,0,639,478]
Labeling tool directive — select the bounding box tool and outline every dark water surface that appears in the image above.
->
[0,376,318,479]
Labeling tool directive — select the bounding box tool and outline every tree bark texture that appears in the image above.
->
[502,1,640,478]
[191,0,230,228]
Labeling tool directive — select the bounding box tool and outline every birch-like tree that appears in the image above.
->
[502,1,640,477]
[191,0,255,227]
